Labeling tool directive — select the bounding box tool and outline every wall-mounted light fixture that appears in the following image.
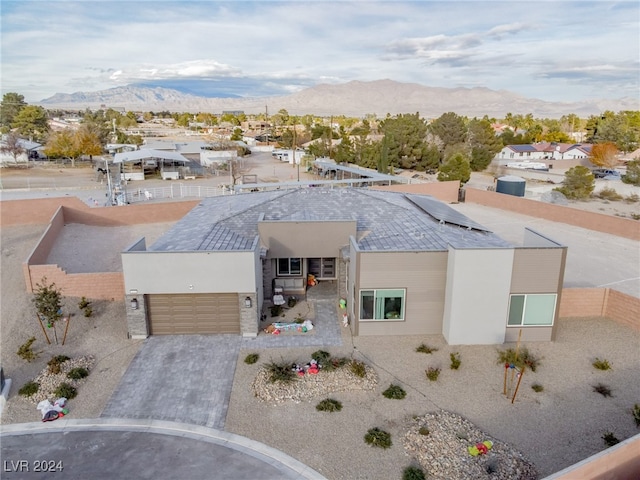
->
[244,296,252,308]
[131,298,138,310]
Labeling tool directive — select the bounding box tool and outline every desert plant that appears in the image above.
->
[426,366,441,382]
[497,347,540,372]
[67,367,89,380]
[83,306,93,318]
[17,336,39,362]
[595,187,623,201]
[54,382,77,400]
[554,166,595,199]
[33,277,64,344]
[269,305,283,317]
[244,353,260,365]
[531,383,544,393]
[265,360,296,384]
[316,398,343,412]
[18,381,39,397]
[450,352,461,370]
[602,432,620,447]
[418,426,430,436]
[78,297,91,310]
[382,384,406,400]
[312,350,348,371]
[592,358,612,371]
[364,427,392,449]
[287,296,297,308]
[402,465,426,480]
[47,355,70,374]
[593,383,613,397]
[632,404,640,427]
[624,193,639,203]
[416,343,438,354]
[350,360,367,378]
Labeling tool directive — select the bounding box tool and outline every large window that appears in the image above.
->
[360,289,405,321]
[508,294,557,326]
[277,258,302,276]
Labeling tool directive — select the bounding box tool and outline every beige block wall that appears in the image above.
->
[371,180,460,203]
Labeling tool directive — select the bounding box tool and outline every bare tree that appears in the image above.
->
[0,132,27,166]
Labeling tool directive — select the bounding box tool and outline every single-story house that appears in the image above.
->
[121,188,567,345]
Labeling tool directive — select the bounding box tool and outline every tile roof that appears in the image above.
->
[150,188,512,252]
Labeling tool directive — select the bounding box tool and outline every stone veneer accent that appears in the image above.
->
[239,293,258,337]
[125,294,148,338]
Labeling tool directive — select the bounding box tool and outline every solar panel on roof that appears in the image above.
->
[405,195,491,232]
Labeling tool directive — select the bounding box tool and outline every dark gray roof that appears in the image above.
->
[149,188,512,252]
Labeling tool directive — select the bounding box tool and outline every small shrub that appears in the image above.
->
[350,360,367,378]
[54,383,77,400]
[624,193,639,203]
[83,307,93,318]
[415,343,438,354]
[47,355,70,374]
[265,360,296,384]
[402,465,426,480]
[67,367,89,380]
[18,381,39,397]
[269,305,283,317]
[312,350,347,371]
[497,347,541,372]
[418,426,430,436]
[531,383,544,393]
[632,404,640,427]
[316,398,343,412]
[294,317,305,324]
[602,432,620,447]
[17,337,39,362]
[596,187,623,201]
[426,366,441,382]
[450,352,461,370]
[244,353,260,365]
[287,296,297,308]
[78,297,91,310]
[311,350,331,365]
[364,427,392,449]
[592,358,612,371]
[382,384,406,400]
[593,383,613,397]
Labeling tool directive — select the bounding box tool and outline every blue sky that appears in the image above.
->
[1,1,638,104]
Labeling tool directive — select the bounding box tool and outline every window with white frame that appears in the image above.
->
[277,258,302,276]
[360,289,405,321]
[507,294,557,326]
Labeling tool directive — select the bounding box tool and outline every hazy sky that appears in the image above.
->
[2,1,638,103]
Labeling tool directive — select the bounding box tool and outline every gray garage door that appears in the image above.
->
[147,294,240,335]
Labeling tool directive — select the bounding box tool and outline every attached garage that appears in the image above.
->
[147,294,240,335]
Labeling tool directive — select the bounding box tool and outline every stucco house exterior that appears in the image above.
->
[122,188,567,345]
[496,143,593,169]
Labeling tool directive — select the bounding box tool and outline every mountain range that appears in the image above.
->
[39,79,637,118]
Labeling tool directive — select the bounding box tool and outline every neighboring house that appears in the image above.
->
[0,137,43,165]
[497,145,543,161]
[496,143,593,169]
[122,188,566,345]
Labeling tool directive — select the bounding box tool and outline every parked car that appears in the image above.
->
[592,168,620,179]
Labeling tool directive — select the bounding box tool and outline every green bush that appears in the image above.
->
[554,165,595,199]
[18,381,39,397]
[244,353,260,365]
[426,367,441,382]
[47,355,71,374]
[593,383,612,397]
[311,350,348,371]
[67,367,89,380]
[418,427,430,436]
[382,384,406,400]
[364,427,392,449]
[54,383,77,400]
[316,398,343,412]
[402,465,426,480]
[450,352,461,370]
[265,360,296,384]
[415,343,438,354]
[531,383,544,393]
[632,404,640,427]
[287,296,297,308]
[624,193,639,203]
[497,347,541,372]
[311,350,331,365]
[17,337,39,362]
[350,360,367,378]
[592,358,612,371]
[595,187,623,201]
[269,305,283,317]
[78,296,91,310]
[83,306,93,318]
[602,432,620,447]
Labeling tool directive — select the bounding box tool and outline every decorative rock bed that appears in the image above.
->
[25,355,95,404]
[403,410,538,480]
[252,362,378,404]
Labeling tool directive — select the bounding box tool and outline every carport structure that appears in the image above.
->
[113,149,190,181]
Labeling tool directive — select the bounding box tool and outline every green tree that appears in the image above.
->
[230,127,243,141]
[33,277,63,344]
[622,159,640,186]
[467,118,502,171]
[555,166,595,199]
[0,92,27,130]
[12,105,49,141]
[429,112,467,152]
[437,153,471,184]
[380,113,429,170]
[333,133,354,164]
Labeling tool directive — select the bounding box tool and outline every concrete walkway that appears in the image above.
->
[0,419,326,480]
